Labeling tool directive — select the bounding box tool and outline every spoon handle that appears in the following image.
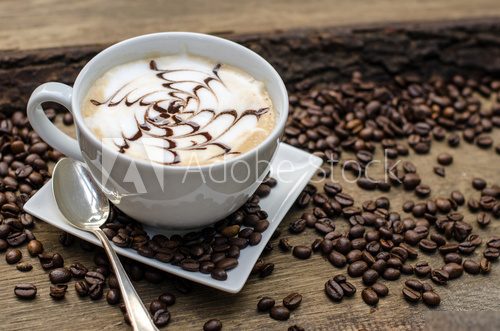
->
[93,229,159,331]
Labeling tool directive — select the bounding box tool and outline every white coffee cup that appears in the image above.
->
[27,32,288,229]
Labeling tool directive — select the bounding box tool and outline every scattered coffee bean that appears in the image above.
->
[472,178,487,190]
[75,281,89,297]
[442,263,463,279]
[50,284,68,300]
[49,267,72,284]
[257,297,275,312]
[153,309,171,327]
[14,283,37,300]
[402,287,421,303]
[463,259,480,275]
[422,291,441,307]
[292,245,312,259]
[270,305,290,321]
[27,239,43,256]
[371,282,389,297]
[203,319,222,331]
[325,278,344,301]
[106,289,121,305]
[283,292,302,310]
[16,262,33,272]
[5,248,22,264]
[437,153,453,166]
[361,287,379,306]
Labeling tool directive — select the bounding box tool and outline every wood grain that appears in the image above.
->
[1,21,500,331]
[1,0,500,51]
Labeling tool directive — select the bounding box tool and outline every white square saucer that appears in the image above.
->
[24,143,322,293]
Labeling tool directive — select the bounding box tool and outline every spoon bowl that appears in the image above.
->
[52,158,109,230]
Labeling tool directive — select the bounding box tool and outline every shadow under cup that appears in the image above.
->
[73,32,289,229]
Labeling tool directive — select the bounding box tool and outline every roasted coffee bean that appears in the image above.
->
[150,299,167,314]
[279,238,292,251]
[433,166,445,177]
[444,253,462,265]
[14,283,37,299]
[472,178,487,190]
[348,260,368,277]
[463,259,480,275]
[49,267,72,284]
[289,219,306,234]
[16,262,33,272]
[437,153,453,165]
[39,252,64,270]
[158,292,176,306]
[361,287,379,306]
[480,258,491,274]
[346,249,363,264]
[439,243,458,255]
[422,291,440,307]
[27,239,44,255]
[382,267,400,280]
[487,237,500,249]
[371,282,389,297]
[325,279,344,301]
[203,319,222,331]
[106,289,121,305]
[414,262,431,278]
[270,306,290,321]
[483,247,500,260]
[362,269,379,285]
[6,231,26,246]
[85,271,105,285]
[259,263,274,278]
[69,263,88,278]
[292,245,312,259]
[328,251,346,268]
[402,287,421,303]
[89,283,103,300]
[257,297,275,312]
[153,309,171,327]
[75,281,89,297]
[450,191,465,205]
[430,269,449,285]
[283,292,302,310]
[50,284,68,300]
[405,279,424,292]
[419,239,437,253]
[340,281,356,297]
[442,263,463,279]
[6,248,22,264]
[216,257,238,271]
[211,268,227,281]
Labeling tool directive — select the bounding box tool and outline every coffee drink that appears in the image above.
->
[83,54,276,165]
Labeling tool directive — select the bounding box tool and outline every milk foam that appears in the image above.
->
[82,54,275,165]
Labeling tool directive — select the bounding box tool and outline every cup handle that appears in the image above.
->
[27,82,83,161]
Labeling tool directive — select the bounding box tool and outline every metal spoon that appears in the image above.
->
[52,158,159,331]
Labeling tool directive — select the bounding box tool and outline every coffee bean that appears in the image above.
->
[105,289,120,305]
[270,305,290,321]
[430,269,449,285]
[50,284,68,300]
[362,269,379,285]
[75,281,89,297]
[348,260,368,277]
[472,178,487,190]
[419,239,437,253]
[444,253,462,265]
[442,263,463,279]
[203,319,222,331]
[150,299,167,314]
[437,153,453,165]
[483,247,500,260]
[38,252,64,270]
[257,297,275,312]
[283,292,302,310]
[480,258,491,274]
[340,281,357,297]
[49,267,72,284]
[69,262,88,278]
[85,271,105,285]
[463,259,480,275]
[14,283,37,299]
[382,267,401,280]
[6,248,22,264]
[158,292,176,306]
[259,262,274,278]
[289,219,306,234]
[89,283,103,300]
[433,166,445,177]
[361,288,379,306]
[325,279,344,301]
[371,282,389,297]
[211,268,227,281]
[153,309,171,327]
[422,291,441,307]
[292,245,312,259]
[402,287,421,303]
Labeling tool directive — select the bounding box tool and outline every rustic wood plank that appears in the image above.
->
[0,21,500,330]
[1,0,500,51]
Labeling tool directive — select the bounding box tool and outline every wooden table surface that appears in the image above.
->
[1,2,500,330]
[1,0,500,51]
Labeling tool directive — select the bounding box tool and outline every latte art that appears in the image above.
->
[83,54,275,165]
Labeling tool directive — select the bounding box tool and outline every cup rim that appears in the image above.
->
[72,31,288,172]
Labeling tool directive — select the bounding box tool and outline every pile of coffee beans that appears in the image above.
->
[257,292,303,321]
[101,177,275,282]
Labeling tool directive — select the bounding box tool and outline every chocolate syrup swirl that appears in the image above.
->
[90,59,269,165]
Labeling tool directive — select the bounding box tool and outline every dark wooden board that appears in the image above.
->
[0,20,499,330]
